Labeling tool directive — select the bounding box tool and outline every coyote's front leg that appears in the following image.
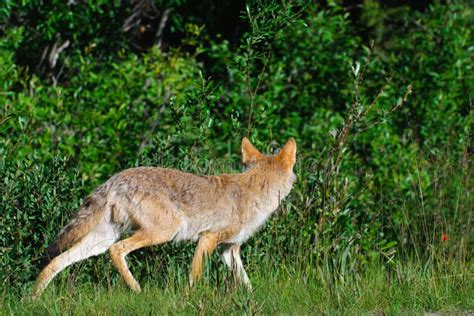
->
[189,231,219,286]
[221,244,252,290]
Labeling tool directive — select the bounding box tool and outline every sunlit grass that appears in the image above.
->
[2,260,472,315]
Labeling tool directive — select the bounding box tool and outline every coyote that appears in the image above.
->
[32,137,296,298]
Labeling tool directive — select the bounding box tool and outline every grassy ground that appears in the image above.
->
[1,261,473,315]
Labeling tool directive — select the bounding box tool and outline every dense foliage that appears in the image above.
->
[1,0,472,291]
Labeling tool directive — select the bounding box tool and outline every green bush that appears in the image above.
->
[0,1,472,290]
[1,157,82,287]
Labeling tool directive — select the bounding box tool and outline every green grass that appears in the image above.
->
[2,261,473,315]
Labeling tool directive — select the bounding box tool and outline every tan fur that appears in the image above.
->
[56,195,107,251]
[31,137,297,298]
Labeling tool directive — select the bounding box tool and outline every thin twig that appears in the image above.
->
[155,8,170,47]
[246,46,272,136]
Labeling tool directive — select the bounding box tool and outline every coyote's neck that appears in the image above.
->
[241,168,294,213]
[223,169,294,244]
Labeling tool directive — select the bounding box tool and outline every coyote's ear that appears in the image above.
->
[242,137,264,165]
[277,138,297,170]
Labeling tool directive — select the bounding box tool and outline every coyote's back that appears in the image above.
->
[32,137,296,298]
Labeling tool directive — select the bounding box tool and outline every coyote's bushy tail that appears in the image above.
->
[39,195,107,268]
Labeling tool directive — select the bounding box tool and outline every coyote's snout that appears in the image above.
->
[32,137,297,298]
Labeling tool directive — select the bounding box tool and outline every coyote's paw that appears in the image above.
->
[130,281,142,293]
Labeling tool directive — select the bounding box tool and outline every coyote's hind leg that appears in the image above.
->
[109,197,182,292]
[109,228,178,292]
[32,227,119,299]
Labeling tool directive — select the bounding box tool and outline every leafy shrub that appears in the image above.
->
[0,157,82,288]
[0,1,472,289]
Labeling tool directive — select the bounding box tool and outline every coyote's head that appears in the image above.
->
[241,137,297,176]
